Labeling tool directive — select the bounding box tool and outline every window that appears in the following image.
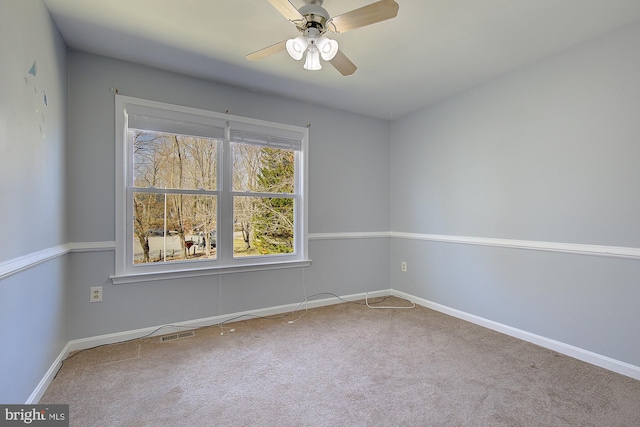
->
[114,96,308,283]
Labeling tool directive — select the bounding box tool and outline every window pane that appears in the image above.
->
[233,196,294,257]
[133,131,218,190]
[232,143,295,193]
[133,192,217,264]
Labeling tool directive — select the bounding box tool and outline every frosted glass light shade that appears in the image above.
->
[317,36,338,61]
[303,48,322,70]
[286,36,308,60]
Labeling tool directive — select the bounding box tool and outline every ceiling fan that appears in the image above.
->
[247,0,399,76]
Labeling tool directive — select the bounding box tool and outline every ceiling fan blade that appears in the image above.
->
[268,0,306,24]
[329,49,357,76]
[246,40,287,61]
[330,0,399,33]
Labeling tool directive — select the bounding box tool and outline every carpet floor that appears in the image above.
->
[40,296,640,426]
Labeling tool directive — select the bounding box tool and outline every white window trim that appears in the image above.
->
[112,95,309,284]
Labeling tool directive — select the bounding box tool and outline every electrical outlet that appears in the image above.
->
[90,286,102,302]
[401,261,407,272]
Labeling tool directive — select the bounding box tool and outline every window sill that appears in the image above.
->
[110,259,312,285]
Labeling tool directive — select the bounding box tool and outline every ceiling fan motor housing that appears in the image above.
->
[298,0,330,32]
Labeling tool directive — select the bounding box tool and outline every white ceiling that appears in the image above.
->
[44,0,640,119]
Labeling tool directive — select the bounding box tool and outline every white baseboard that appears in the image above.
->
[33,287,639,403]
[67,289,392,353]
[32,290,390,403]
[391,290,640,381]
[26,342,71,404]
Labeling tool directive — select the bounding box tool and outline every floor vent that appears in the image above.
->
[160,331,196,342]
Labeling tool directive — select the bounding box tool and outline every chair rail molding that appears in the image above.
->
[0,241,116,280]
[3,232,638,281]
[391,232,640,261]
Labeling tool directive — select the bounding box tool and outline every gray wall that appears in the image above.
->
[390,20,640,366]
[0,1,68,403]
[66,52,391,340]
[5,0,639,403]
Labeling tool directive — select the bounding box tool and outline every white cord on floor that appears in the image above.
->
[365,292,415,309]
[288,264,309,324]
[60,289,416,369]
[218,270,235,335]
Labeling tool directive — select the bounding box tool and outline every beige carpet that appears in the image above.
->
[40,296,640,426]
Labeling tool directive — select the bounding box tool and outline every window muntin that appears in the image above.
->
[114,95,308,279]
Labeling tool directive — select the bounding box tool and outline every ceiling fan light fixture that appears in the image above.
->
[317,36,338,61]
[286,35,308,60]
[303,46,322,70]
[250,0,399,76]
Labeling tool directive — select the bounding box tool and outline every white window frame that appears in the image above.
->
[112,95,309,284]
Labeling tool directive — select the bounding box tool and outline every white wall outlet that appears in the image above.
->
[401,261,407,272]
[90,286,103,302]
